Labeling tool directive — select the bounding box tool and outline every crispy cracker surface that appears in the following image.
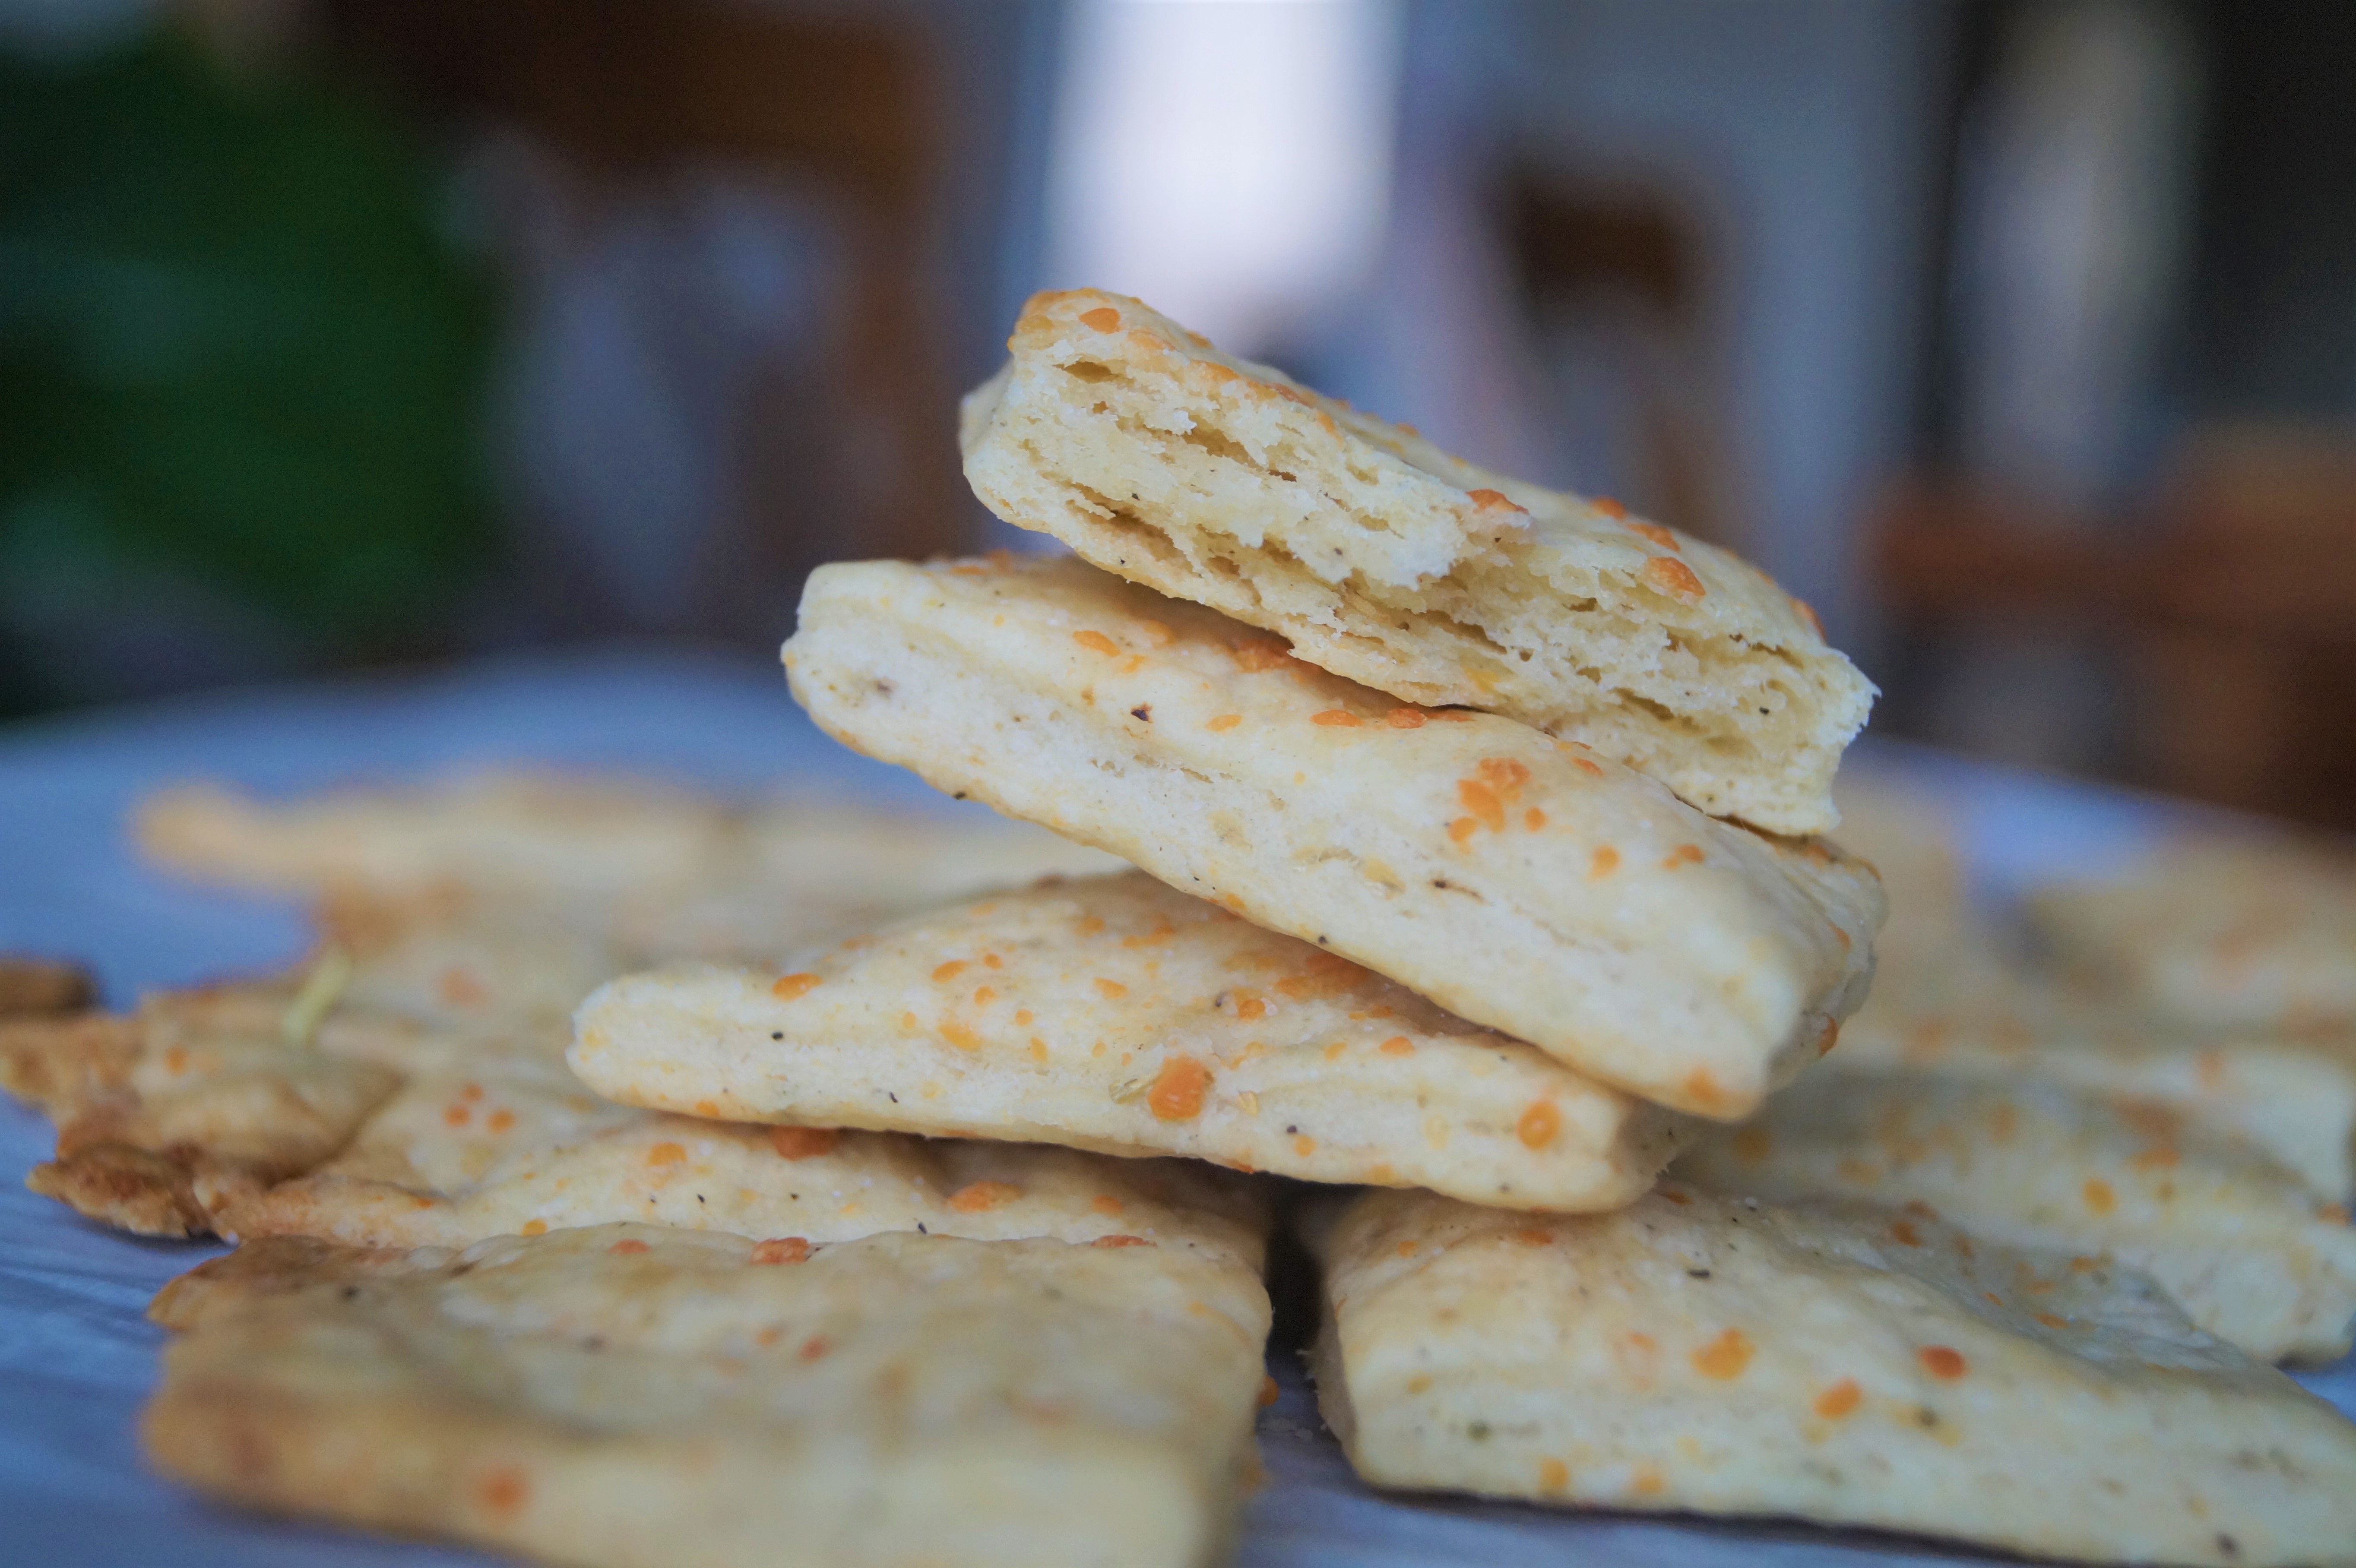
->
[1309,1185,2356,1565]
[783,554,1882,1118]
[571,871,1694,1210]
[960,289,1873,833]
[146,1223,1268,1568]
[1678,1067,2356,1361]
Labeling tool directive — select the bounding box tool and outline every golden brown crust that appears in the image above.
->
[0,956,95,1019]
[28,1142,216,1238]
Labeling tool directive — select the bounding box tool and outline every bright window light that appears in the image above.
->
[1045,0,1401,355]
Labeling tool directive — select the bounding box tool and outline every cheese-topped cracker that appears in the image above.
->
[1834,986,2356,1202]
[783,555,1883,1119]
[1309,1186,2356,1566]
[571,872,1694,1210]
[147,1222,1269,1568]
[960,289,1874,833]
[2029,833,2356,1034]
[1678,1067,2356,1360]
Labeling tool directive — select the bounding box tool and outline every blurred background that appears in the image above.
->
[2,0,2350,829]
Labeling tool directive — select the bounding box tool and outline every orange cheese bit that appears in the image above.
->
[1590,846,1621,878]
[1323,1041,1347,1062]
[1514,1228,1552,1247]
[1888,1218,1922,1247]
[982,952,1003,969]
[1661,843,1705,869]
[1629,520,1680,551]
[1274,953,1367,999]
[1072,629,1121,656]
[1631,1466,1666,1498]
[1384,707,1427,728]
[1233,992,1266,1021]
[1379,1035,1414,1056]
[162,1045,189,1074]
[645,1141,687,1168]
[460,1082,485,1102]
[2082,1178,2118,1215]
[2131,1145,2180,1171]
[486,1109,516,1133]
[1013,1008,1034,1026]
[1294,1134,1318,1157]
[1121,923,1175,949]
[797,1336,831,1363]
[1680,1069,1729,1114]
[1592,495,1627,518]
[1094,977,1128,999]
[1206,713,1243,732]
[443,1104,472,1128]
[1457,778,1506,831]
[770,1126,840,1160]
[1090,1194,1124,1215]
[2034,1312,2068,1330]
[1148,1055,1213,1121]
[1517,1100,1561,1150]
[972,986,997,1007]
[1691,1328,1754,1380]
[1091,1234,1152,1249]
[1813,1378,1862,1419]
[932,959,969,983]
[519,1219,548,1236]
[1028,1038,1048,1062]
[898,1011,918,1031]
[1447,817,1478,845]
[1644,556,1705,598]
[1524,807,1548,830]
[1077,916,1106,936]
[948,1180,1022,1213]
[1258,1375,1281,1408]
[1229,639,1292,672]
[607,1239,650,1256]
[1476,757,1531,799]
[1311,709,1362,727]
[1466,487,1529,515]
[475,1466,532,1517]
[1537,1457,1571,1493]
[1078,305,1121,332]
[940,1020,982,1052]
[1918,1345,1969,1380]
[751,1236,811,1265]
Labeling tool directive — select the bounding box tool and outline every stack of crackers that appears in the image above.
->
[8,289,2356,1568]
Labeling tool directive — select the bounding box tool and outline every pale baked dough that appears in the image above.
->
[2029,833,2356,1034]
[783,555,1883,1119]
[960,289,1874,834]
[570,871,1694,1211]
[146,1223,1269,1568]
[1678,1067,2356,1360]
[1309,1185,2356,1566]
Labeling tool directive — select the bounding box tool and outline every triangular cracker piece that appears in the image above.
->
[1308,1185,2356,1566]
[1834,981,2356,1202]
[572,871,1694,1210]
[1677,1067,2356,1360]
[960,289,1874,834]
[2029,833,2356,1034]
[784,555,1882,1118]
[146,1218,1269,1568]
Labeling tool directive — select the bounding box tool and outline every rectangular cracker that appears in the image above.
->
[146,1222,1270,1568]
[783,554,1884,1118]
[1834,984,2356,1201]
[2028,833,2356,1034]
[960,289,1874,834]
[1677,1066,2356,1360]
[571,870,1694,1211]
[1308,1185,2356,1566]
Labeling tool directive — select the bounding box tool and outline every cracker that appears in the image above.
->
[960,290,1873,833]
[572,871,1694,1210]
[1677,1067,2356,1360]
[783,555,1882,1118]
[1308,1185,2356,1565]
[1834,986,2356,1201]
[146,1223,1269,1568]
[0,955,95,1018]
[2029,834,2356,1034]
